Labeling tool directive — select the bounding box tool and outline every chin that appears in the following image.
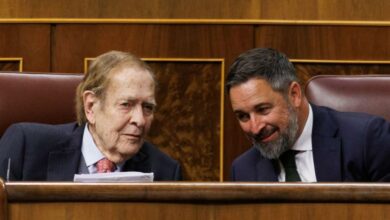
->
[121,145,142,156]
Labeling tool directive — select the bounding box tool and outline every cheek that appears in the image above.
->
[273,112,290,129]
[109,112,132,130]
[239,121,252,133]
[144,116,154,130]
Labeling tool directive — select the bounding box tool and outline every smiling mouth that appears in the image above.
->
[253,126,278,143]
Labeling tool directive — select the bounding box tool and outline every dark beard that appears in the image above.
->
[252,106,298,159]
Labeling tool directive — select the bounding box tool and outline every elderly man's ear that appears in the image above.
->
[83,91,99,124]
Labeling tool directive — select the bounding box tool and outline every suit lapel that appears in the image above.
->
[256,157,279,181]
[122,145,150,172]
[47,124,84,181]
[311,105,342,181]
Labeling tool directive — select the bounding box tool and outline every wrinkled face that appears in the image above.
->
[86,66,156,163]
[229,78,298,159]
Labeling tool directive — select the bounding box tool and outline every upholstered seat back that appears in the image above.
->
[305,75,390,121]
[0,72,83,136]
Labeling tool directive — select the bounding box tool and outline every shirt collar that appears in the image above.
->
[291,104,313,151]
[81,124,105,167]
[81,124,125,171]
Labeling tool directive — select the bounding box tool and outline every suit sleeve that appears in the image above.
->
[0,124,26,181]
[364,117,390,181]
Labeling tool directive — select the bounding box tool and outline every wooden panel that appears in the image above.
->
[146,60,223,181]
[0,0,389,20]
[260,0,390,20]
[294,62,390,86]
[9,202,390,220]
[6,182,390,202]
[9,203,212,220]
[255,25,390,60]
[6,183,390,220]
[0,180,5,220]
[53,24,252,73]
[0,24,50,72]
[215,204,390,220]
[54,24,254,181]
[0,58,22,71]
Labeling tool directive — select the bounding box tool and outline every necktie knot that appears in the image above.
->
[96,158,116,173]
[280,150,301,182]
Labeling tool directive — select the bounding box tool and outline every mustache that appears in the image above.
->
[251,126,278,142]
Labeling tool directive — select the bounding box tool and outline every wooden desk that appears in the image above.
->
[1,181,389,220]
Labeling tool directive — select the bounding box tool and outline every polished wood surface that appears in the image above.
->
[8,202,390,220]
[0,0,389,20]
[295,63,390,85]
[255,25,390,60]
[0,180,6,220]
[4,182,390,220]
[52,24,253,73]
[0,24,50,72]
[0,61,20,71]
[6,182,390,202]
[147,61,223,181]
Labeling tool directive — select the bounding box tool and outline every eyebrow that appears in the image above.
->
[131,97,157,106]
[233,102,271,113]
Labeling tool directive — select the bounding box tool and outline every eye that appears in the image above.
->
[120,102,130,108]
[142,103,155,115]
[255,105,271,115]
[235,112,250,122]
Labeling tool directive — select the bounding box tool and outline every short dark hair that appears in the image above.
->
[226,48,298,95]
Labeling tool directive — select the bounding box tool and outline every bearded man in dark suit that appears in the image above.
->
[227,48,390,182]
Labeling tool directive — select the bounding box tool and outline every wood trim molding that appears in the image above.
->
[0,179,7,220]
[6,182,390,202]
[1,18,390,26]
[0,58,23,72]
[291,59,390,64]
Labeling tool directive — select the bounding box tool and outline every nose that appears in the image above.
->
[248,114,266,135]
[130,105,146,127]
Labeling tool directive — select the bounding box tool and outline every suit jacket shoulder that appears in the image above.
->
[311,104,390,182]
[0,122,83,181]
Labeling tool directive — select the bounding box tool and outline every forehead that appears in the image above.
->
[229,78,283,109]
[105,66,155,101]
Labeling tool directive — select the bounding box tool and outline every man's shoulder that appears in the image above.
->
[2,122,81,143]
[232,147,260,168]
[311,104,388,130]
[7,122,79,135]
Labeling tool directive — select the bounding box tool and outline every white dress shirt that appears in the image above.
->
[81,124,123,173]
[278,105,317,182]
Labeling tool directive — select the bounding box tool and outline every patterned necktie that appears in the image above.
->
[96,158,116,173]
[280,150,301,182]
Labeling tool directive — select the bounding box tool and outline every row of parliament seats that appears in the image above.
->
[1,72,390,137]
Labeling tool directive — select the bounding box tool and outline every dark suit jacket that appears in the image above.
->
[0,122,182,181]
[231,104,390,182]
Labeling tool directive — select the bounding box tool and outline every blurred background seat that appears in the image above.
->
[305,74,390,121]
[0,72,83,137]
